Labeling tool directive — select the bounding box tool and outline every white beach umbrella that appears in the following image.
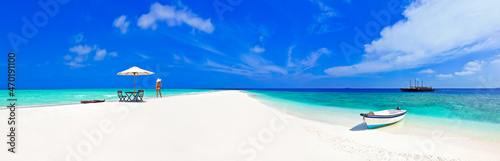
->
[117,66,154,92]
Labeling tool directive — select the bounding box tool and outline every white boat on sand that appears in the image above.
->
[360,109,406,129]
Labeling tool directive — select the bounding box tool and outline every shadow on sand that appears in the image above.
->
[350,123,368,131]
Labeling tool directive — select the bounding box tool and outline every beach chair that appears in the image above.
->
[117,90,126,102]
[137,90,144,102]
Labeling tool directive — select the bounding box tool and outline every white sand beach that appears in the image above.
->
[1,90,499,161]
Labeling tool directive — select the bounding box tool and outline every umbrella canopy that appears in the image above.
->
[117,66,154,92]
[117,66,155,75]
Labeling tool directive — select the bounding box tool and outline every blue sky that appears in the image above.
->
[1,0,500,89]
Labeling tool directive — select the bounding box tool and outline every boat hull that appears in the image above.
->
[400,88,435,92]
[363,112,406,129]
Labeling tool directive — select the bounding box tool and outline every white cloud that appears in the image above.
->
[491,59,500,65]
[137,2,214,33]
[109,52,118,57]
[314,1,337,23]
[74,55,86,63]
[287,46,295,67]
[250,45,265,53]
[177,45,336,79]
[69,45,92,55]
[298,48,331,69]
[136,53,150,59]
[65,55,88,68]
[462,61,484,72]
[182,56,192,64]
[204,59,254,76]
[309,0,343,34]
[94,49,107,61]
[65,37,118,67]
[202,52,288,77]
[454,71,474,76]
[173,54,192,64]
[73,33,84,43]
[418,69,436,74]
[173,54,181,60]
[256,25,270,42]
[455,60,484,76]
[113,15,130,34]
[201,47,331,78]
[65,61,86,68]
[325,0,500,77]
[240,53,287,75]
[437,74,453,79]
[202,47,332,78]
[288,48,331,73]
[64,55,72,60]
[433,60,484,78]
[491,55,500,65]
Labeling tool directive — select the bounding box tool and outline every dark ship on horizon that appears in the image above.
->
[401,79,435,92]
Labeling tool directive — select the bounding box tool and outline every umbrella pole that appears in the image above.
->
[134,74,136,92]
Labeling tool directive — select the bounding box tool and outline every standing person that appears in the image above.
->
[156,78,162,98]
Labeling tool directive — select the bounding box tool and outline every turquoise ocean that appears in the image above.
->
[0,89,212,107]
[2,88,499,140]
[246,88,500,140]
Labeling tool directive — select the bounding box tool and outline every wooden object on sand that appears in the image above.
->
[81,99,105,104]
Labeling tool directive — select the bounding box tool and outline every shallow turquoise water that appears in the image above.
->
[0,89,212,107]
[246,89,500,124]
[245,89,500,140]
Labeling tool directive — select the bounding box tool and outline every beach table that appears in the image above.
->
[125,92,138,102]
